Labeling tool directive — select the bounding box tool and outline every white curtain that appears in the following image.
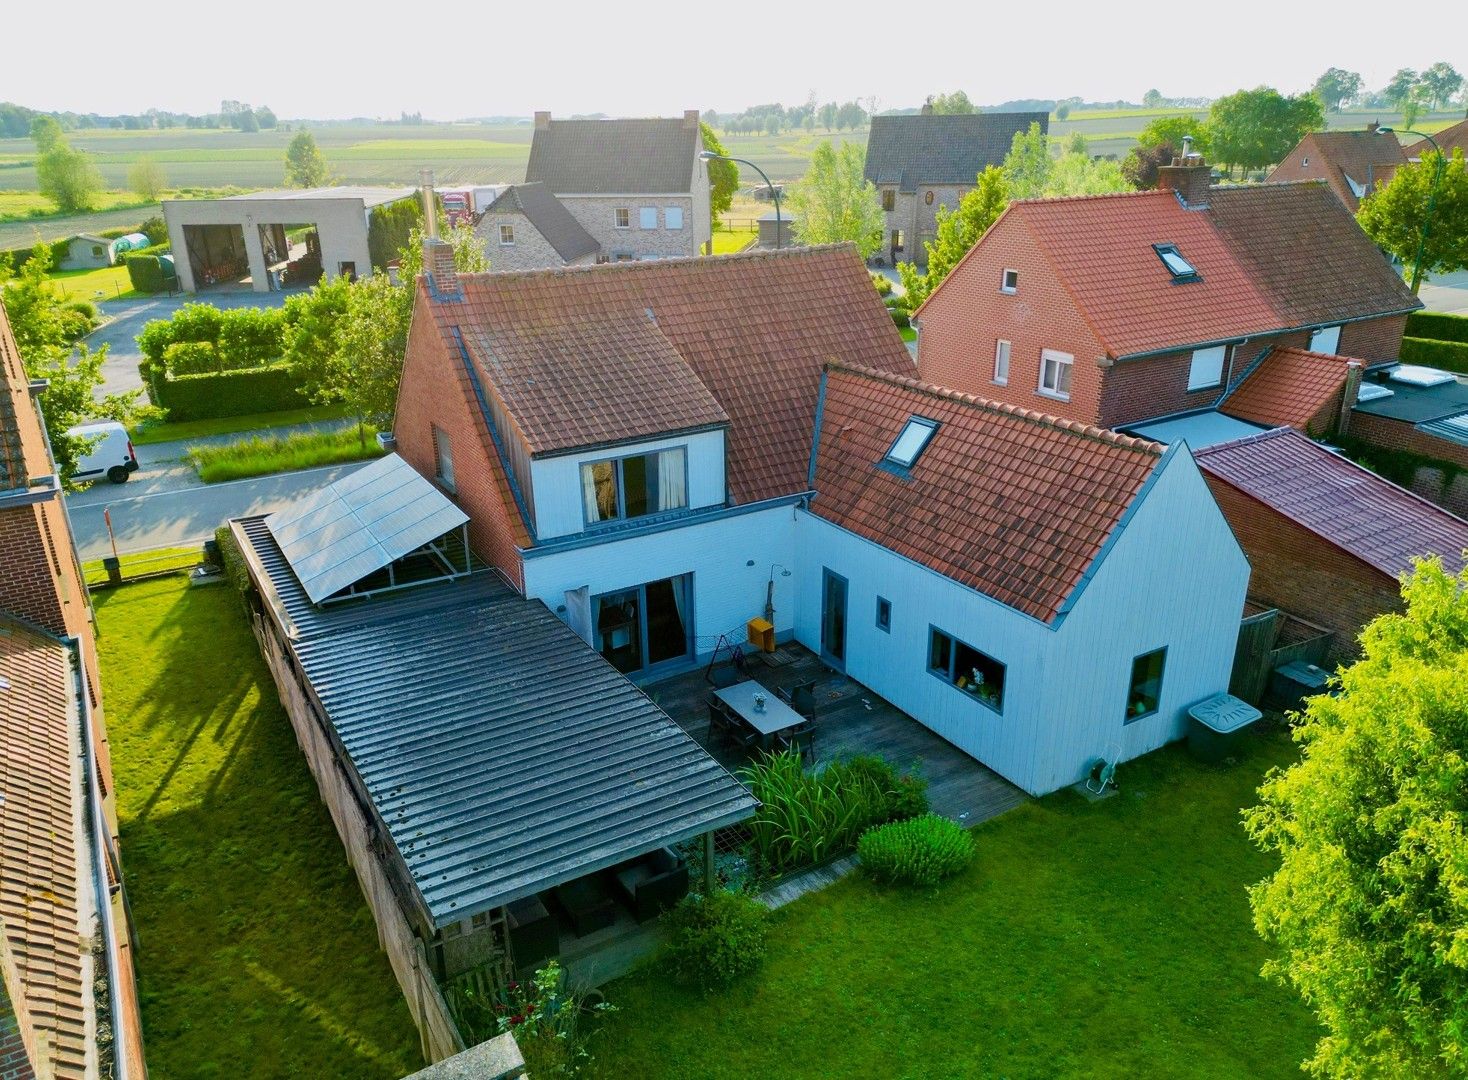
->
[581,463,604,523]
[658,449,687,512]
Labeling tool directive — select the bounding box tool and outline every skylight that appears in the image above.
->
[884,417,939,469]
[1154,243,1199,282]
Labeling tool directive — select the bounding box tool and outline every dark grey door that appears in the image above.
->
[821,569,848,669]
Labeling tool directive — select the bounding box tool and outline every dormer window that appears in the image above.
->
[582,447,688,525]
[883,417,939,469]
[1154,243,1199,282]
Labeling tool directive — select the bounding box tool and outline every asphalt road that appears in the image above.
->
[1420,269,1468,315]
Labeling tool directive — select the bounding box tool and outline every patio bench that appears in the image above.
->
[611,847,690,923]
[553,876,617,937]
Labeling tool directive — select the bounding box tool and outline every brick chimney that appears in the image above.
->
[1337,360,1364,436]
[534,110,551,129]
[1157,147,1213,209]
[425,238,460,298]
[683,109,699,129]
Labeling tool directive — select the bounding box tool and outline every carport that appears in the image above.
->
[162,186,414,293]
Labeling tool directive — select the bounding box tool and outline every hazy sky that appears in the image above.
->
[6,1,1465,120]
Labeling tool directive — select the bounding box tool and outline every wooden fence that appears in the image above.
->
[1229,605,1334,705]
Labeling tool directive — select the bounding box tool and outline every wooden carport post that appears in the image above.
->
[704,831,716,895]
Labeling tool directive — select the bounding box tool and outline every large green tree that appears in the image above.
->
[928,91,975,115]
[898,166,1010,309]
[1207,87,1324,176]
[128,157,168,201]
[1313,68,1363,112]
[284,130,330,187]
[1384,68,1419,108]
[1421,62,1465,111]
[33,121,102,213]
[1135,114,1210,157]
[1358,148,1468,293]
[1001,121,1052,199]
[701,121,738,232]
[1245,558,1468,1080]
[786,142,883,257]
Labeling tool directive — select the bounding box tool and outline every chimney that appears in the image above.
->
[1157,147,1213,209]
[419,168,459,298]
[921,96,935,116]
[419,168,437,240]
[1366,121,1379,133]
[1337,360,1363,437]
[534,110,551,129]
[683,109,699,130]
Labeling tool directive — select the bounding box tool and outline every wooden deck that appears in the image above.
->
[647,643,1028,826]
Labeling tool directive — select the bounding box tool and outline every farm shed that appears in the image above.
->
[162,186,414,293]
[59,232,118,270]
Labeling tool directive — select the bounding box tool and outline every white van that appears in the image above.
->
[67,421,139,484]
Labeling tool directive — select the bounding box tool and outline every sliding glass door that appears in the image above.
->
[594,574,692,675]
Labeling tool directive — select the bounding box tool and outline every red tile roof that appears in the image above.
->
[425,246,915,511]
[1,306,52,495]
[1266,130,1405,210]
[1195,427,1468,579]
[0,620,89,1079]
[811,364,1164,623]
[1221,347,1356,433]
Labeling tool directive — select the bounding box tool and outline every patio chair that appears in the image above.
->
[775,718,816,763]
[777,679,818,720]
[707,696,737,745]
[611,848,690,923]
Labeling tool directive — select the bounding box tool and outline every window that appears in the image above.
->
[91,244,105,258]
[639,206,658,229]
[581,447,688,524]
[1187,345,1226,391]
[929,628,1006,712]
[876,596,892,633]
[613,252,635,262]
[883,416,939,468]
[1038,349,1073,399]
[498,224,514,245]
[665,206,684,230]
[891,229,904,252]
[595,254,611,264]
[993,339,1011,385]
[1301,156,1310,167]
[614,207,630,228]
[882,189,895,212]
[1000,268,1019,293]
[925,190,935,205]
[1125,648,1166,722]
[432,425,455,492]
[1154,243,1199,282]
[1309,325,1342,354]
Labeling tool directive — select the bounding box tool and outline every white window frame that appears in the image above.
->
[1309,325,1342,355]
[1000,268,1019,294]
[664,206,684,230]
[614,207,630,229]
[1187,345,1227,391]
[498,224,514,246]
[639,206,658,230]
[1038,349,1073,400]
[883,416,940,469]
[432,425,455,492]
[993,339,1011,385]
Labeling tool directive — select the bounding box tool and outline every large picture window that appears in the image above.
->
[928,628,1006,713]
[581,447,688,524]
[1126,647,1166,722]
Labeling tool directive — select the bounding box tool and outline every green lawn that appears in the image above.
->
[44,264,140,301]
[132,404,354,445]
[0,188,154,222]
[81,544,200,586]
[711,226,757,254]
[189,423,383,483]
[590,731,1320,1080]
[899,326,916,344]
[96,577,421,1079]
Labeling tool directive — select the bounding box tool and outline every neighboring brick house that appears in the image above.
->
[1267,125,1405,210]
[476,182,600,272]
[914,158,1421,436]
[1404,117,1468,162]
[504,110,711,266]
[1195,427,1468,666]
[863,110,1047,267]
[0,304,145,1079]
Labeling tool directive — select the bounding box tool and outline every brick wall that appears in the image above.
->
[1339,314,1408,362]
[1204,476,1399,666]
[916,212,1108,423]
[0,504,66,633]
[881,185,970,265]
[394,290,528,591]
[1347,410,1468,516]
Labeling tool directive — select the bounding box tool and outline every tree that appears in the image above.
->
[29,115,62,153]
[1046,152,1129,196]
[1054,103,1071,121]
[1136,114,1210,156]
[701,122,738,231]
[898,166,1010,309]
[1142,89,1164,108]
[785,142,883,257]
[35,132,103,213]
[127,157,167,201]
[835,101,867,131]
[1420,62,1464,111]
[929,91,975,115]
[1002,121,1052,199]
[1384,68,1418,109]
[324,274,411,433]
[1207,87,1323,176]
[1064,132,1088,156]
[1312,68,1363,112]
[255,105,277,129]
[237,108,260,133]
[1245,559,1468,1080]
[284,130,330,187]
[1358,148,1468,293]
[1121,141,1178,190]
[818,102,838,132]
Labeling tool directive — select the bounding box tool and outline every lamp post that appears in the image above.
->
[1378,126,1446,294]
[700,150,781,250]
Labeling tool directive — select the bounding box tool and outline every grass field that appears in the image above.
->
[189,423,382,482]
[95,576,421,1079]
[0,188,153,221]
[132,403,353,445]
[81,544,200,586]
[588,729,1320,1079]
[43,264,139,300]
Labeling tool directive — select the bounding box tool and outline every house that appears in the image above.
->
[1345,362,1468,515]
[493,110,711,266]
[1406,117,1468,160]
[59,233,119,270]
[476,183,600,271]
[1195,427,1468,666]
[1267,125,1405,210]
[0,305,144,1078]
[394,243,1249,796]
[228,454,755,1058]
[863,109,1047,267]
[915,157,1421,434]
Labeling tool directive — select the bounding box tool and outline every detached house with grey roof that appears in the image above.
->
[476,110,711,269]
[864,109,1047,267]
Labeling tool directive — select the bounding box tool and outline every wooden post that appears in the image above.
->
[704,831,716,895]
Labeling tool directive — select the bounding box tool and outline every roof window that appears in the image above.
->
[884,417,939,469]
[1153,243,1199,282]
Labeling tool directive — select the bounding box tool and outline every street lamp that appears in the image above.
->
[700,150,781,250]
[1378,126,1446,294]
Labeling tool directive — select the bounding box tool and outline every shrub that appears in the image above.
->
[871,272,893,296]
[189,424,382,483]
[1406,310,1468,345]
[66,298,97,322]
[139,215,169,245]
[858,814,975,887]
[444,960,613,1074]
[139,302,226,363]
[889,307,911,329]
[217,306,287,369]
[213,525,252,598]
[152,364,308,422]
[124,253,165,294]
[663,890,769,990]
[841,754,929,823]
[1400,336,1468,376]
[164,340,219,375]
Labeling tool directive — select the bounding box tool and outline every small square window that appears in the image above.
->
[614,207,630,228]
[639,206,658,229]
[1038,349,1073,399]
[882,189,895,212]
[1000,269,1019,293]
[665,206,684,230]
[993,339,1011,385]
[876,596,892,632]
[1187,345,1226,391]
[883,416,939,468]
[1125,648,1166,722]
[499,224,514,245]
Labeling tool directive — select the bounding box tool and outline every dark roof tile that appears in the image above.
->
[484,183,600,262]
[526,117,700,194]
[864,113,1048,192]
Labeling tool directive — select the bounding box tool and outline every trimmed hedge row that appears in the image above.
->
[151,364,309,422]
[1407,311,1468,345]
[1400,335,1468,376]
[124,254,168,294]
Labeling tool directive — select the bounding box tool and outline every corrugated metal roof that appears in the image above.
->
[238,517,756,927]
[264,454,469,604]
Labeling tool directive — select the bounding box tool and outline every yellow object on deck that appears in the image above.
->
[747,617,775,653]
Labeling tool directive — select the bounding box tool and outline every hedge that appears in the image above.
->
[1407,311,1468,345]
[151,364,309,421]
[124,254,167,294]
[1400,336,1468,376]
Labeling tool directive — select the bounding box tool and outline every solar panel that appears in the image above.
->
[264,454,469,604]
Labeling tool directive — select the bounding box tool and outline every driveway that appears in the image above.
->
[1420,270,1468,316]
